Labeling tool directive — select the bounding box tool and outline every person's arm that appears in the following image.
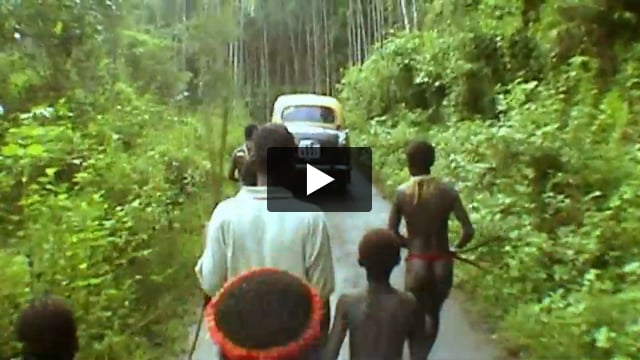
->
[407,298,429,360]
[305,214,336,343]
[451,187,475,250]
[388,189,408,247]
[227,151,239,182]
[322,295,349,360]
[200,222,212,305]
[194,208,228,296]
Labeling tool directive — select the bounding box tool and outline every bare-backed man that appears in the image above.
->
[387,140,475,355]
[228,123,259,185]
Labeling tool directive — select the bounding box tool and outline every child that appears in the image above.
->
[323,229,428,360]
[205,268,325,360]
[15,295,79,360]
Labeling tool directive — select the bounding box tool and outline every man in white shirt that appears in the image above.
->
[195,123,336,347]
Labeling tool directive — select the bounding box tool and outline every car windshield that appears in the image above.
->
[281,105,335,124]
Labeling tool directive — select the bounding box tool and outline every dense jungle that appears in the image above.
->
[1,0,639,359]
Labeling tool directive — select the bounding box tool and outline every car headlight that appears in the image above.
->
[338,131,349,146]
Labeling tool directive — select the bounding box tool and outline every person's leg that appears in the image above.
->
[405,261,439,354]
[420,279,441,355]
[425,260,454,352]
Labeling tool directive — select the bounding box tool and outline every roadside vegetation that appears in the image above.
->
[338,1,640,358]
[3,0,638,359]
[0,1,244,358]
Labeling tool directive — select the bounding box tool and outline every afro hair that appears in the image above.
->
[15,295,78,359]
[358,229,401,275]
[405,140,436,173]
[206,268,323,359]
[244,123,259,141]
[252,123,296,174]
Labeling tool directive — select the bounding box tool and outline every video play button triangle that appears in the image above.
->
[306,164,334,195]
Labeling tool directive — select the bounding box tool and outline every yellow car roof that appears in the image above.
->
[273,93,342,110]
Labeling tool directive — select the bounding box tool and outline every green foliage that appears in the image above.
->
[339,1,640,358]
[0,1,243,358]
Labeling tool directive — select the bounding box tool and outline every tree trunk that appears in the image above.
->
[399,0,410,31]
[411,0,418,30]
[322,0,330,94]
[312,0,319,92]
[263,22,270,120]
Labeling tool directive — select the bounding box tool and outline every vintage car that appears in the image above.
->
[271,93,351,191]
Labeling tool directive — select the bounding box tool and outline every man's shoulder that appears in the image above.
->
[395,180,411,196]
[438,178,460,195]
[398,289,418,304]
[397,179,412,191]
[210,196,242,221]
[415,176,459,195]
[395,180,416,200]
[337,290,366,304]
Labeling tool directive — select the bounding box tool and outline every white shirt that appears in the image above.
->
[195,186,336,300]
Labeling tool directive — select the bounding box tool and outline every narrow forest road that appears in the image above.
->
[185,170,504,359]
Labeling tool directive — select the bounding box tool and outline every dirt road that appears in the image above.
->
[186,171,502,359]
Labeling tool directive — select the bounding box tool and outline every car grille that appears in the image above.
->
[296,145,350,166]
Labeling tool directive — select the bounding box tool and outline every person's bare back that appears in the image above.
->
[387,141,475,356]
[326,287,425,360]
[324,229,427,360]
[393,176,462,253]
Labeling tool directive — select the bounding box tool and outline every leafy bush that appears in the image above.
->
[0,1,242,358]
[339,1,640,358]
[0,89,237,358]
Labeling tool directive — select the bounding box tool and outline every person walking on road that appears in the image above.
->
[324,229,428,360]
[195,123,336,354]
[227,123,259,185]
[387,140,475,356]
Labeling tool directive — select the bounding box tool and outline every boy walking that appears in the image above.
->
[323,229,428,360]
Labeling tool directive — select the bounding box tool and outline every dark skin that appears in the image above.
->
[324,268,428,360]
[388,166,474,252]
[387,165,474,353]
[227,142,253,182]
[239,158,258,186]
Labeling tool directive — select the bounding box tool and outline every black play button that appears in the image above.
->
[266,147,373,213]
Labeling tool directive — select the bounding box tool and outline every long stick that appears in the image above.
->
[451,252,490,271]
[456,236,509,254]
[189,92,231,359]
[188,299,208,359]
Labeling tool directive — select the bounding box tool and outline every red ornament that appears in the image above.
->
[205,268,323,360]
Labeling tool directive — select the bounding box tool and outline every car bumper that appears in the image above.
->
[295,164,350,172]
